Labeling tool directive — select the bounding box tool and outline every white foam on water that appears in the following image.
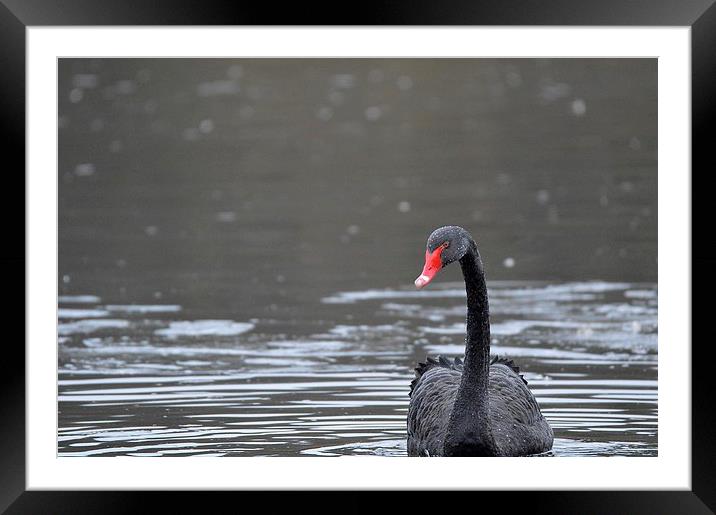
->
[177,360,212,366]
[323,281,646,304]
[421,319,615,337]
[105,304,182,314]
[328,324,410,339]
[380,302,466,321]
[425,344,608,361]
[488,282,633,302]
[551,438,654,456]
[625,289,657,299]
[155,320,254,338]
[59,308,109,319]
[491,319,616,336]
[301,438,406,457]
[66,379,405,396]
[61,341,394,360]
[419,323,465,335]
[323,288,466,304]
[267,340,351,352]
[59,295,102,304]
[244,358,320,367]
[58,319,130,335]
[131,363,183,370]
[592,303,657,318]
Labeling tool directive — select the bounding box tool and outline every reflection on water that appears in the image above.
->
[58,281,657,457]
[58,58,657,456]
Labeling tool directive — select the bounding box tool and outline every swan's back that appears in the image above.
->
[407,356,553,456]
[486,362,553,456]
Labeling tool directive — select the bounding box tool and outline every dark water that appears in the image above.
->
[58,59,657,457]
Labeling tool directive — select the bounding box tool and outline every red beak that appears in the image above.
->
[415,246,444,289]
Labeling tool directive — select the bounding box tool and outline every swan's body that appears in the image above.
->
[407,355,552,456]
[407,226,553,457]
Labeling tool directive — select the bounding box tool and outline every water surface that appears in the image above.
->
[58,281,657,456]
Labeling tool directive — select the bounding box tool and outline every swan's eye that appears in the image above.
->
[441,241,450,249]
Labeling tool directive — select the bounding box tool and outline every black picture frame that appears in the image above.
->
[4,0,714,512]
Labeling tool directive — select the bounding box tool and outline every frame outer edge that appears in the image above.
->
[0,0,715,26]
[0,0,27,513]
[7,0,715,511]
[691,1,716,512]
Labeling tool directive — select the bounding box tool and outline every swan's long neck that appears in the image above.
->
[443,241,497,456]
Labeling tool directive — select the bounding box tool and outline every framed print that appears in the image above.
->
[5,0,715,512]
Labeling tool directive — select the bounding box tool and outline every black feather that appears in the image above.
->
[491,354,528,384]
[410,354,464,396]
[410,353,529,397]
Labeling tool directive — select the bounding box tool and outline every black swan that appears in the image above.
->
[407,225,553,456]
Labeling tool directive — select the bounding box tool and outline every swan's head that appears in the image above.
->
[415,225,474,288]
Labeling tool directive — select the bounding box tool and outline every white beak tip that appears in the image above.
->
[415,275,430,289]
